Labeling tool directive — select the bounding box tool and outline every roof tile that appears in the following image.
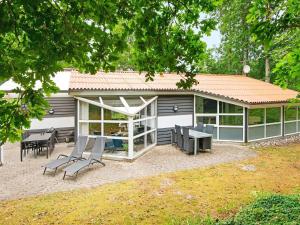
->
[69,71,298,104]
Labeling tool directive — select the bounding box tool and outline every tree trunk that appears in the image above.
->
[265,57,270,83]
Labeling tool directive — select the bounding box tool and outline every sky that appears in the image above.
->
[202,30,222,49]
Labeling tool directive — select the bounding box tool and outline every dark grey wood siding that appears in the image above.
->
[157,95,194,116]
[44,97,75,118]
[157,95,194,145]
[157,128,173,145]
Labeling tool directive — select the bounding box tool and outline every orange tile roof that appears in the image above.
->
[69,71,299,105]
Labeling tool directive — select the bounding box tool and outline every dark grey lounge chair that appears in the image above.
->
[175,125,183,149]
[182,127,195,154]
[43,136,88,175]
[62,136,106,179]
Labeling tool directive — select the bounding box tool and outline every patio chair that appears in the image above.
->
[175,125,183,149]
[43,136,88,175]
[204,125,214,135]
[62,136,106,180]
[171,128,177,145]
[202,125,214,151]
[193,122,204,132]
[182,127,195,154]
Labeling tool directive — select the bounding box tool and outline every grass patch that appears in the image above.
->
[0,144,300,225]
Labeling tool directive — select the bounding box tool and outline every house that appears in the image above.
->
[1,70,299,160]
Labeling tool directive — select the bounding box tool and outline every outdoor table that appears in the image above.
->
[189,129,213,155]
[21,133,53,161]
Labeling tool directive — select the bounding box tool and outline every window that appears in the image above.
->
[104,109,128,120]
[195,96,217,113]
[249,109,264,125]
[196,116,216,124]
[285,106,297,121]
[266,107,281,123]
[220,115,243,126]
[219,102,243,114]
[89,104,101,120]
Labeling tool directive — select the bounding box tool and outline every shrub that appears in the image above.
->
[223,194,300,225]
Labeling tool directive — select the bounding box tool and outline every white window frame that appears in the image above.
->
[76,96,158,160]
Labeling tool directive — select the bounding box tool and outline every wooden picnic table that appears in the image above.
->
[21,133,53,161]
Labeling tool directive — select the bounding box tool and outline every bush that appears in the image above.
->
[219,194,300,225]
[169,194,300,225]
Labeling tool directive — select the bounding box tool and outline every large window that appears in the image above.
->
[249,109,264,125]
[285,106,298,134]
[78,96,157,159]
[248,107,282,141]
[285,106,297,121]
[195,95,244,141]
[266,107,281,123]
[195,96,217,113]
[219,102,243,114]
[220,115,243,126]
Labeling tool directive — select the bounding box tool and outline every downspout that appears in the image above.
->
[244,108,248,143]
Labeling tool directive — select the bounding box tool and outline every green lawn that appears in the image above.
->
[0,144,300,225]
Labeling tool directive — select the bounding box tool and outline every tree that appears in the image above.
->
[0,0,220,145]
[247,0,300,83]
[206,0,265,79]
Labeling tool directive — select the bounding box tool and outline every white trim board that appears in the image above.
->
[157,114,193,129]
[29,116,75,130]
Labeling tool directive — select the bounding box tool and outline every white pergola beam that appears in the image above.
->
[75,96,135,117]
[120,97,130,112]
[99,97,103,104]
[75,95,158,118]
[140,96,147,104]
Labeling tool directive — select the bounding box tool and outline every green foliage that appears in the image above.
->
[205,0,265,79]
[0,0,220,144]
[229,194,300,225]
[169,194,300,225]
[247,0,300,86]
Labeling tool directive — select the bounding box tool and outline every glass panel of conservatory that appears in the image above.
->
[213,127,218,139]
[102,96,123,107]
[266,107,281,123]
[104,139,128,154]
[219,127,243,141]
[195,96,217,113]
[219,115,243,126]
[134,135,145,152]
[89,104,101,120]
[285,106,297,121]
[104,122,128,136]
[146,118,156,131]
[285,122,297,134]
[266,124,281,137]
[125,96,144,107]
[89,123,102,135]
[146,103,156,117]
[104,109,128,120]
[146,131,156,146]
[133,121,146,136]
[196,116,216,124]
[249,108,265,125]
[248,126,265,140]
[219,102,243,113]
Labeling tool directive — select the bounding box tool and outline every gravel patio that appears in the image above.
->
[0,142,256,200]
